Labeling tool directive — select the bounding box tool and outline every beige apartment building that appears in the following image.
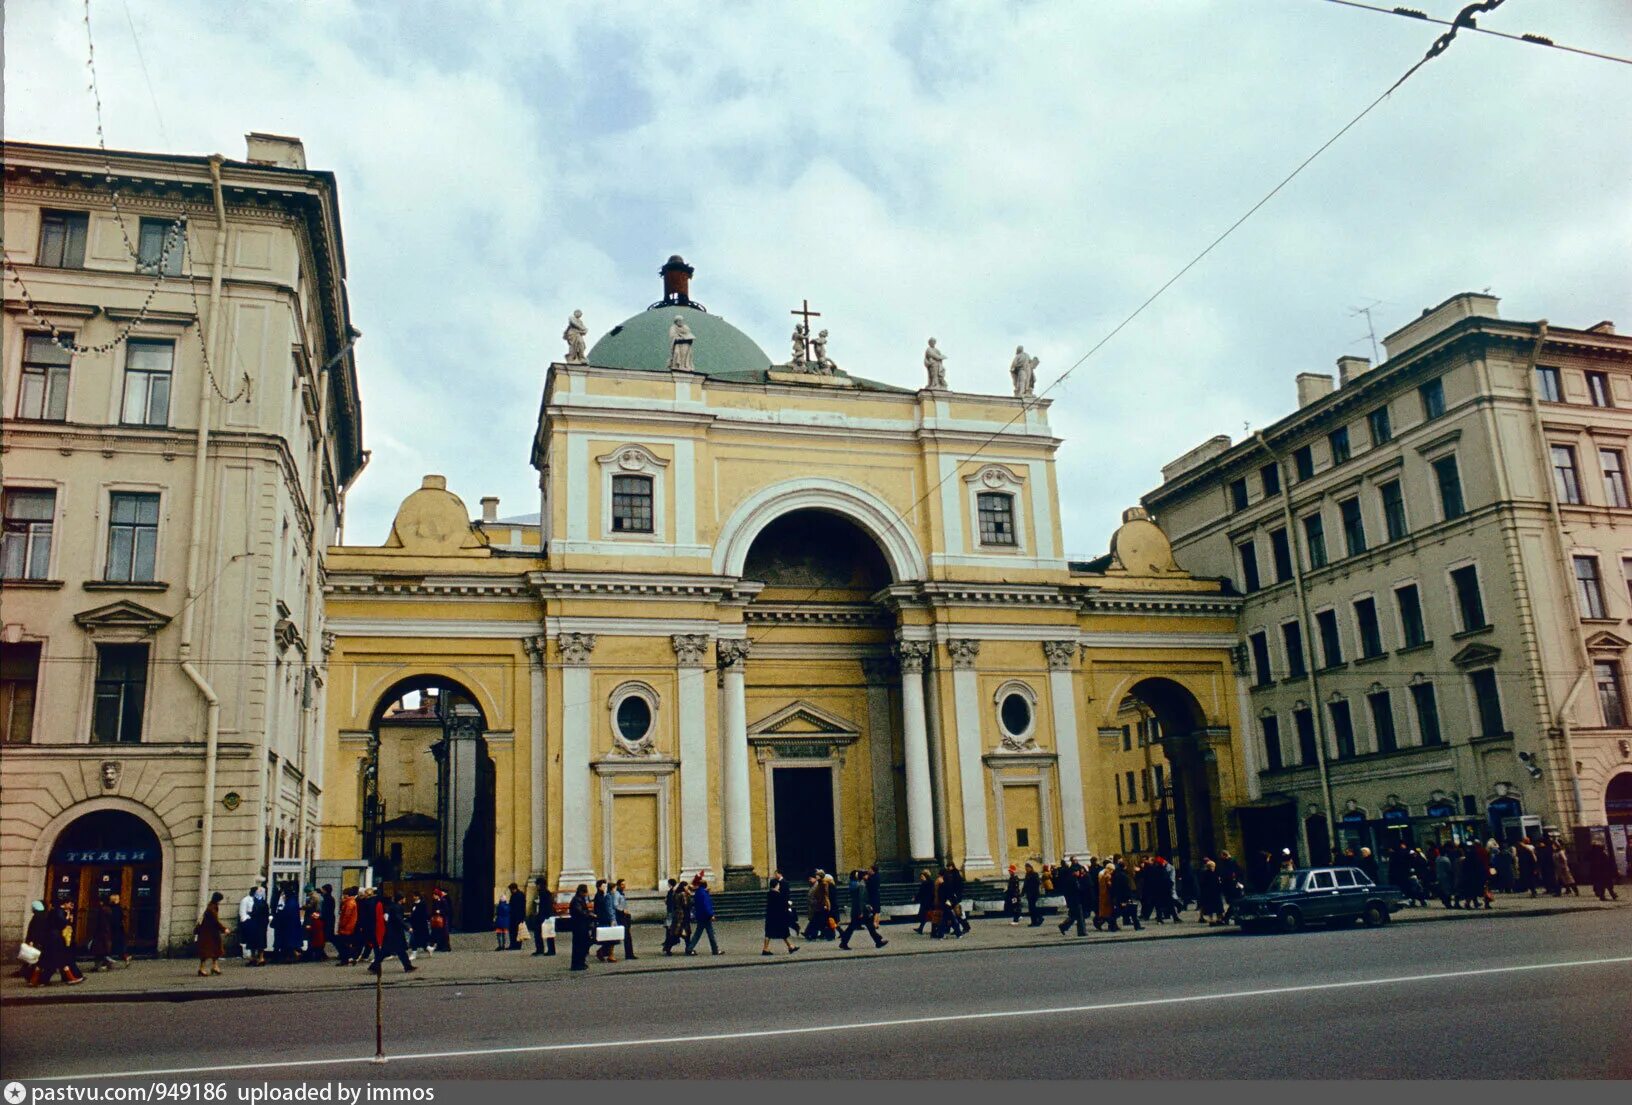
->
[1,136,365,952]
[1145,293,1632,874]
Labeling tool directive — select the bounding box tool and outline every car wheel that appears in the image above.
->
[1361,903,1385,927]
[1278,908,1302,933]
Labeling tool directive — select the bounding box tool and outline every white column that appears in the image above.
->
[948,638,994,872]
[1043,640,1089,857]
[862,657,900,865]
[718,638,753,879]
[673,634,712,875]
[526,635,548,877]
[896,642,936,864]
[557,632,597,887]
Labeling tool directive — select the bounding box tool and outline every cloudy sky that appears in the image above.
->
[9,0,1630,557]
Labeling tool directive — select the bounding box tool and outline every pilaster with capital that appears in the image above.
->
[895,640,936,863]
[673,633,712,874]
[718,637,754,884]
[945,638,993,871]
[1042,639,1089,855]
[557,631,598,886]
[524,635,549,876]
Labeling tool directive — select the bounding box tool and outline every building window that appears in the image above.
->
[1125,771,1137,806]
[1316,609,1344,668]
[1575,555,1607,619]
[1395,584,1427,648]
[1237,540,1261,593]
[1269,527,1293,583]
[1,641,41,744]
[1114,774,1122,804]
[1380,479,1408,542]
[38,210,89,268]
[1469,668,1505,737]
[1587,371,1613,408]
[1281,621,1307,679]
[615,694,654,744]
[999,691,1033,739]
[1302,512,1327,569]
[1260,462,1280,497]
[92,643,148,743]
[1596,660,1627,728]
[1249,631,1273,687]
[2,488,56,580]
[1367,406,1392,446]
[1261,715,1283,771]
[1354,597,1384,659]
[976,492,1016,546]
[1432,454,1466,520]
[1121,725,1132,752]
[1410,682,1442,746]
[105,492,160,582]
[1551,445,1583,505]
[1294,706,1317,765]
[1329,427,1351,466]
[1229,477,1249,512]
[1368,689,1397,754]
[1450,564,1487,631]
[1536,366,1562,403]
[1293,445,1314,482]
[136,217,184,276]
[1339,496,1366,557]
[1329,698,1356,759]
[18,333,72,421]
[1419,377,1446,421]
[120,339,174,427]
[1624,558,1632,607]
[610,474,654,533]
[1601,449,1629,509]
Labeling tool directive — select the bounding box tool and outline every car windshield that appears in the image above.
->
[1269,872,1301,892]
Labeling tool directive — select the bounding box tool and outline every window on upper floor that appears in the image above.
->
[1354,597,1384,659]
[1410,681,1442,746]
[1368,689,1397,753]
[1596,660,1626,728]
[1303,512,1328,570]
[1367,406,1392,447]
[1551,445,1583,505]
[105,492,160,582]
[1329,427,1351,466]
[1575,555,1607,619]
[1419,377,1446,421]
[1469,667,1505,737]
[1396,584,1428,648]
[1238,539,1261,594]
[18,333,72,421]
[1282,620,1307,679]
[1249,630,1273,687]
[1432,455,1466,520]
[1269,527,1293,583]
[136,217,184,277]
[1450,564,1487,632]
[1329,698,1356,758]
[1601,449,1629,509]
[1260,462,1281,497]
[1293,445,1315,482]
[121,339,174,427]
[0,641,40,744]
[1536,366,1562,403]
[1260,714,1282,772]
[1,488,56,581]
[92,643,148,743]
[1585,371,1613,408]
[610,474,654,533]
[1294,706,1317,766]
[38,210,88,268]
[1315,609,1343,668]
[977,492,1016,546]
[1229,477,1249,512]
[1380,479,1408,542]
[1339,496,1366,557]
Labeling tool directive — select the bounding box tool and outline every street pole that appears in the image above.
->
[373,959,385,1064]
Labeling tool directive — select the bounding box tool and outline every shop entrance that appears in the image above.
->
[45,810,162,954]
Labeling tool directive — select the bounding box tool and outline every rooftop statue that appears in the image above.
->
[1010,345,1038,398]
[563,309,588,363]
[813,328,836,375]
[668,315,696,372]
[924,337,947,389]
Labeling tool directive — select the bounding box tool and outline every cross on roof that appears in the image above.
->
[790,298,822,332]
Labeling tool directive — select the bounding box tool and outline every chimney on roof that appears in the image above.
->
[1588,320,1616,335]
[660,255,695,306]
[1297,372,1335,407]
[480,496,499,523]
[1336,355,1372,387]
[244,133,307,169]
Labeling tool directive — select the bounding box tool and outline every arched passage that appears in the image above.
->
[715,478,926,582]
[1121,677,1223,865]
[43,809,164,954]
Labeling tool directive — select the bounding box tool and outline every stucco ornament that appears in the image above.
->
[671,633,710,667]
[1009,345,1038,398]
[667,315,696,372]
[716,638,752,669]
[558,632,598,665]
[895,640,932,674]
[385,475,487,554]
[100,761,121,789]
[1106,506,1184,576]
[947,638,981,670]
[1042,640,1077,670]
[924,338,947,389]
[563,309,588,363]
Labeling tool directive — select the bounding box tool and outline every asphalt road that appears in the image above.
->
[4,907,1628,1080]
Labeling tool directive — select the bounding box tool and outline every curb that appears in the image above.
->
[3,900,1616,1007]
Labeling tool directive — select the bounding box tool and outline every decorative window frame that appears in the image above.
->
[606,679,660,756]
[992,678,1039,751]
[963,463,1027,553]
[596,444,668,542]
[95,482,169,586]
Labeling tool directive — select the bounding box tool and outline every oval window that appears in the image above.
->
[616,696,652,742]
[1000,692,1032,737]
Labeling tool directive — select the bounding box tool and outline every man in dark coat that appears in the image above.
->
[320,885,337,950]
[1023,863,1043,926]
[1112,858,1143,931]
[1056,858,1086,936]
[368,895,417,974]
[506,882,527,948]
[839,870,888,950]
[568,884,593,971]
[865,865,883,917]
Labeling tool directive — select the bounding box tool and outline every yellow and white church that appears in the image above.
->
[318,258,1259,921]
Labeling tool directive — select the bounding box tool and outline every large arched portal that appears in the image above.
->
[365,676,494,929]
[1121,677,1223,864]
[45,810,163,953]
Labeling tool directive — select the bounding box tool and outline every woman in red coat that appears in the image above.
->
[196,892,227,976]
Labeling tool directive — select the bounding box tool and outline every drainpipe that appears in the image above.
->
[185,155,229,918]
[1254,431,1338,854]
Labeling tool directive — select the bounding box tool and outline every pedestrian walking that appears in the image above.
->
[1435,847,1456,908]
[593,880,618,963]
[24,901,83,987]
[303,895,328,961]
[1056,857,1086,936]
[614,878,638,960]
[1586,843,1619,901]
[494,892,512,951]
[88,895,117,971]
[1023,862,1043,926]
[805,873,832,940]
[320,884,337,952]
[368,895,417,974]
[355,887,379,963]
[431,887,453,952]
[530,879,557,956]
[685,877,721,955]
[661,879,685,955]
[103,892,130,966]
[1095,859,1119,932]
[195,892,226,976]
[1113,857,1143,931]
[762,871,799,955]
[1004,866,1023,924]
[912,869,935,934]
[1195,858,1223,925]
[1554,844,1579,896]
[241,885,269,966]
[839,869,888,950]
[272,883,303,962]
[507,882,527,948]
[335,887,359,964]
[568,884,593,971]
[408,892,432,953]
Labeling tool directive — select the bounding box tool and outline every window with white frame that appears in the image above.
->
[1,641,41,744]
[610,475,653,533]
[1575,555,1608,619]
[994,681,1037,747]
[607,681,659,754]
[2,488,56,580]
[1409,679,1442,746]
[1432,454,1466,520]
[1587,371,1613,409]
[1551,445,1583,505]
[121,339,174,426]
[38,210,88,268]
[1595,660,1626,727]
[966,465,1026,551]
[1601,449,1629,508]
[92,643,148,743]
[1450,564,1487,632]
[136,217,184,276]
[18,333,72,421]
[1468,667,1505,737]
[978,492,1017,546]
[105,492,160,582]
[596,444,668,540]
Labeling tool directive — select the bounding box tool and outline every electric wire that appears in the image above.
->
[1319,0,1632,66]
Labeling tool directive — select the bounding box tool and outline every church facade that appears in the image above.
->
[318,258,1257,915]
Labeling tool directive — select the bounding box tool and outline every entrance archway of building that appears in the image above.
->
[766,764,842,882]
[1607,771,1632,825]
[714,478,927,583]
[367,675,494,931]
[1123,676,1220,864]
[37,805,169,954]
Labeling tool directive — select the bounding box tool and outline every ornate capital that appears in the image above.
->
[1042,639,1078,671]
[523,634,549,667]
[558,632,597,666]
[946,638,981,670]
[894,641,932,675]
[671,633,710,667]
[716,638,752,670]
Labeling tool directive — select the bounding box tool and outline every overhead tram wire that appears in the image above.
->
[1319,0,1632,67]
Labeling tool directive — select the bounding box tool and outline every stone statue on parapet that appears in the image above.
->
[790,322,810,371]
[924,337,947,389]
[668,315,695,372]
[812,329,836,375]
[563,309,588,363]
[1010,345,1038,398]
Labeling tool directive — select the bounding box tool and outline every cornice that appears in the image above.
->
[326,575,532,599]
[527,571,738,599]
[743,603,889,627]
[1077,591,1243,617]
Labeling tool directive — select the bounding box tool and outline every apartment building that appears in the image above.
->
[1,135,365,952]
[1144,293,1632,872]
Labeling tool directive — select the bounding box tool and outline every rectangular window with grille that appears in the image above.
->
[18,333,72,421]
[38,210,88,268]
[92,643,148,743]
[1536,366,1561,402]
[610,474,654,533]
[977,492,1016,546]
[121,339,174,427]
[2,488,56,580]
[1,641,41,744]
[105,492,160,582]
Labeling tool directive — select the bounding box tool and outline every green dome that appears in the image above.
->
[586,305,772,380]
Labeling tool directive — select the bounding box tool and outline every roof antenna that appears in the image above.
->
[1348,300,1385,363]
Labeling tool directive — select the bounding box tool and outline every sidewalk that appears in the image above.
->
[4,894,1621,1005]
